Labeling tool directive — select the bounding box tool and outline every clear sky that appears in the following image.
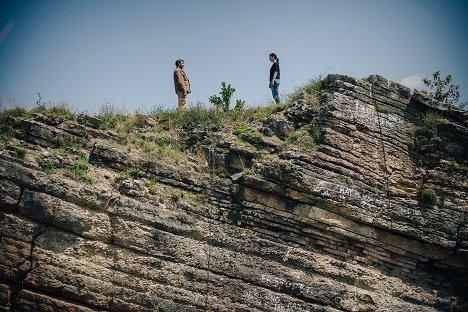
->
[1,0,467,114]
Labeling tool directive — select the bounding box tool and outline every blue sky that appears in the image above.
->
[0,0,467,114]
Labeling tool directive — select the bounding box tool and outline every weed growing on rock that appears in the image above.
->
[279,122,322,153]
[36,155,57,172]
[234,122,264,145]
[420,188,437,205]
[65,155,93,183]
[223,209,242,226]
[415,111,442,138]
[287,77,324,108]
[31,102,76,120]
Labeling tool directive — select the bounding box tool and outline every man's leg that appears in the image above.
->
[177,93,187,111]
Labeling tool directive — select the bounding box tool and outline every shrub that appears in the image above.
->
[420,188,437,205]
[287,77,324,107]
[414,111,442,138]
[280,122,322,153]
[36,155,57,172]
[31,102,76,120]
[423,71,466,109]
[65,155,93,183]
[233,122,264,145]
[223,210,242,225]
[209,82,245,112]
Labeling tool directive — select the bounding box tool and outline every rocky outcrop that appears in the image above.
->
[0,74,467,311]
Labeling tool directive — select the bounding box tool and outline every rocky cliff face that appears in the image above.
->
[1,74,467,312]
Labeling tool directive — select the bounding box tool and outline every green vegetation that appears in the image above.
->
[35,155,57,172]
[31,102,76,120]
[209,82,245,112]
[375,104,391,114]
[233,122,264,145]
[65,155,93,183]
[223,209,242,226]
[420,187,437,205]
[414,111,443,138]
[13,146,26,159]
[0,107,30,142]
[286,77,324,109]
[279,122,322,153]
[423,71,466,109]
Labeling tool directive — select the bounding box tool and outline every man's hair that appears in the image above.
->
[175,59,184,66]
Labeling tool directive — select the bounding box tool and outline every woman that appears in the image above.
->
[269,53,280,103]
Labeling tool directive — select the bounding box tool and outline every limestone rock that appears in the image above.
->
[0,73,467,311]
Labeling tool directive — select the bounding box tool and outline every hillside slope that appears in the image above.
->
[1,74,467,311]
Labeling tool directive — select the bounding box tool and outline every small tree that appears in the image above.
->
[423,71,466,109]
[209,82,243,112]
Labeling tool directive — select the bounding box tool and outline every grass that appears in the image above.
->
[35,155,57,172]
[233,122,264,145]
[286,77,324,110]
[279,122,323,153]
[64,155,93,183]
[420,187,437,205]
[223,209,242,226]
[375,104,391,114]
[0,107,31,142]
[414,111,442,138]
[31,102,76,120]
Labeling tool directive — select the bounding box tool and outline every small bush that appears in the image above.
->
[65,155,93,183]
[31,102,76,120]
[209,82,245,112]
[415,111,442,138]
[36,155,57,172]
[0,107,31,142]
[280,122,322,153]
[234,122,264,145]
[287,77,324,107]
[223,210,242,226]
[420,188,437,205]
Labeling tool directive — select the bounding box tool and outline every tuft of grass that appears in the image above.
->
[420,187,437,205]
[279,122,322,153]
[35,155,57,172]
[233,122,264,145]
[65,155,93,183]
[0,107,31,142]
[286,77,324,109]
[375,104,391,114]
[223,209,242,226]
[414,111,442,138]
[31,102,76,120]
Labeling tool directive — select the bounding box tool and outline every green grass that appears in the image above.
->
[31,103,76,120]
[233,122,264,145]
[375,104,391,114]
[279,122,322,153]
[0,107,31,142]
[65,155,93,183]
[414,111,442,138]
[420,187,437,205]
[223,210,242,226]
[286,77,324,110]
[35,155,57,172]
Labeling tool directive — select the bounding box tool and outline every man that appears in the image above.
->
[173,59,191,111]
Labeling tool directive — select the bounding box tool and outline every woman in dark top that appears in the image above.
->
[269,53,280,103]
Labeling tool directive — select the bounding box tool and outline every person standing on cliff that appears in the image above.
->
[173,59,191,111]
[269,53,280,104]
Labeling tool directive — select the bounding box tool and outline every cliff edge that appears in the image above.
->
[1,74,467,311]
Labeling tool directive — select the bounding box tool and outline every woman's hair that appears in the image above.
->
[269,53,279,62]
[175,59,184,66]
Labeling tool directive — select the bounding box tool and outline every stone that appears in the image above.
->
[0,73,467,311]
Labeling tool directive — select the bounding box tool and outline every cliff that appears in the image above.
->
[0,74,467,312]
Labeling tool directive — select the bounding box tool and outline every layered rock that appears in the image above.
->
[0,74,467,312]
